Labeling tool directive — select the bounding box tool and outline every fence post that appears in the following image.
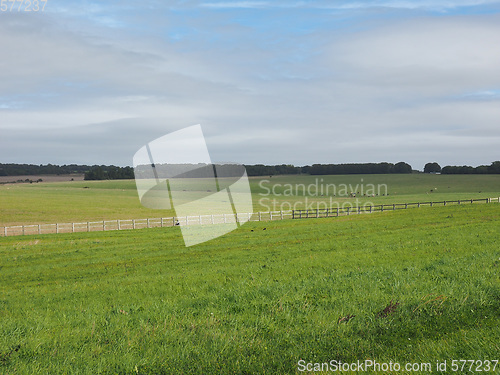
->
[22,225,25,235]
[147,218,150,228]
[103,221,105,231]
[87,222,90,232]
[211,214,214,224]
[370,205,372,213]
[405,203,408,209]
[280,211,283,220]
[4,227,7,237]
[458,200,460,205]
[417,203,420,208]
[393,204,395,210]
[72,223,75,233]
[133,219,136,229]
[259,212,261,221]
[56,223,59,234]
[38,224,41,234]
[118,220,121,230]
[470,199,473,204]
[199,215,202,225]
[336,208,339,217]
[161,218,164,227]
[270,211,273,220]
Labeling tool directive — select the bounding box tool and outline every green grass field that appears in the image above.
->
[1,174,499,226]
[0,174,499,374]
[0,203,499,374]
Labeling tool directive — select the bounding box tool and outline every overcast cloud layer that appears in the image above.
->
[1,0,499,169]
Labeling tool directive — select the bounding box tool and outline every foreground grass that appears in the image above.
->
[1,174,499,226]
[0,204,499,374]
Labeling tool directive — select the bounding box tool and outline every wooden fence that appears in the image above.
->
[291,197,499,219]
[0,211,294,237]
[0,197,498,238]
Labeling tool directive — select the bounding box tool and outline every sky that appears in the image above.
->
[1,0,499,170]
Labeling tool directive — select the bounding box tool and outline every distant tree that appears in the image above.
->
[84,165,134,180]
[84,166,105,180]
[0,163,91,176]
[424,162,441,173]
[441,166,456,174]
[394,162,412,174]
[460,165,475,174]
[245,164,301,176]
[475,165,489,174]
[488,161,500,174]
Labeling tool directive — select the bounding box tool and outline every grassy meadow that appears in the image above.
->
[0,173,499,373]
[0,204,499,373]
[1,173,500,226]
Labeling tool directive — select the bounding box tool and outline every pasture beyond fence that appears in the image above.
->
[1,197,499,238]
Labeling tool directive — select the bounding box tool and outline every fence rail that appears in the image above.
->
[0,211,295,237]
[291,197,499,219]
[0,197,498,238]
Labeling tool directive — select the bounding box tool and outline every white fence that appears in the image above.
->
[291,197,500,219]
[0,211,294,237]
[0,197,498,238]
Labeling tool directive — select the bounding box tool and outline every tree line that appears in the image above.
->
[1,161,499,180]
[0,163,134,180]
[0,163,90,176]
[84,166,134,180]
[424,161,500,174]
[245,162,413,176]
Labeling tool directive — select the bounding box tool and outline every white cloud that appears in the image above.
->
[460,89,500,99]
[328,0,500,11]
[199,0,500,11]
[200,1,270,9]
[328,15,500,95]
[0,3,499,168]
